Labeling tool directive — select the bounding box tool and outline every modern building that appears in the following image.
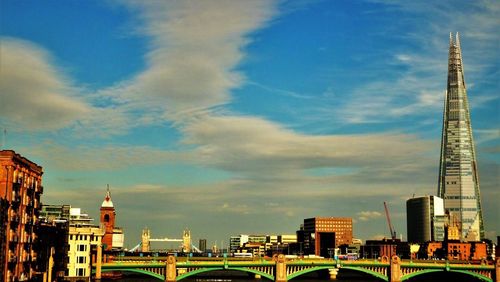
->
[199,239,207,253]
[100,187,124,251]
[0,150,43,282]
[299,217,353,257]
[437,32,484,241]
[406,196,446,243]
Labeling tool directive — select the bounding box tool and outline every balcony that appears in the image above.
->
[10,214,20,223]
[8,255,17,263]
[10,235,18,243]
[11,195,21,204]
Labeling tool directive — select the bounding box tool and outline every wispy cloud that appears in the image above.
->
[334,0,500,125]
[0,38,91,131]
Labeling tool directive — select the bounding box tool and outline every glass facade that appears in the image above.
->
[437,33,484,241]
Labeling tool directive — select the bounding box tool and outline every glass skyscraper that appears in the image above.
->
[437,33,484,241]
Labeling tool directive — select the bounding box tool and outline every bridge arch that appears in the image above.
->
[99,268,164,281]
[340,266,387,281]
[177,267,274,281]
[287,265,386,281]
[402,269,492,282]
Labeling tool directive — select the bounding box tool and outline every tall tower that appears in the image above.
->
[182,229,191,253]
[141,228,150,253]
[437,32,484,241]
[100,185,115,250]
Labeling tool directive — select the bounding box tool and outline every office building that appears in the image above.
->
[199,239,207,253]
[300,217,353,257]
[437,33,484,241]
[406,196,445,243]
[0,150,43,282]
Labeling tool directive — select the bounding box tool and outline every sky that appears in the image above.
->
[0,0,498,249]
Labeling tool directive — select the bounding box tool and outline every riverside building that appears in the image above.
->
[437,33,484,241]
[0,150,43,282]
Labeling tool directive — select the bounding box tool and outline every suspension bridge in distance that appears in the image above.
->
[94,254,500,282]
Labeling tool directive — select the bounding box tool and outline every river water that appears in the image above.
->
[102,269,485,282]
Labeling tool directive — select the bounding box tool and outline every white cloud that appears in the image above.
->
[97,0,278,123]
[336,0,500,125]
[0,38,91,131]
[182,114,434,176]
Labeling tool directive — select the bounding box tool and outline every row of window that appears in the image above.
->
[70,234,97,241]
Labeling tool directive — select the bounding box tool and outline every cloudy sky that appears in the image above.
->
[1,0,498,248]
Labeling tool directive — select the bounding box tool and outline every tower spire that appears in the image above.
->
[438,33,484,241]
[102,184,114,208]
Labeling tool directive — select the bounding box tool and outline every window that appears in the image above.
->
[76,268,86,276]
[78,244,86,252]
[77,256,86,264]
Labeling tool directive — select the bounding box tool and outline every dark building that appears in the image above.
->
[1,150,44,282]
[199,239,207,253]
[0,198,8,279]
[34,219,69,281]
[361,239,410,260]
[406,196,445,243]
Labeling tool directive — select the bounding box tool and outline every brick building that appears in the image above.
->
[299,217,353,257]
[0,150,43,281]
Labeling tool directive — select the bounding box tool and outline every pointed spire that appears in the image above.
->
[449,32,453,46]
[101,184,114,208]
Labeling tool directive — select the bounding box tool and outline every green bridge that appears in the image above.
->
[95,255,499,282]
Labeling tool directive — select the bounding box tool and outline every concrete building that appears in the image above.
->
[66,225,104,281]
[406,196,445,243]
[199,239,207,253]
[0,150,43,282]
[437,33,484,241]
[299,217,353,257]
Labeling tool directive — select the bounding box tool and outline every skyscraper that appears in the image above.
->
[406,196,445,243]
[437,33,484,241]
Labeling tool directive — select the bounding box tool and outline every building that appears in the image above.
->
[34,219,69,281]
[199,239,207,253]
[100,187,124,251]
[182,229,191,253]
[299,217,353,257]
[406,196,445,243]
[361,239,410,260]
[0,198,8,280]
[437,33,484,241]
[66,225,104,281]
[64,207,104,281]
[0,150,43,282]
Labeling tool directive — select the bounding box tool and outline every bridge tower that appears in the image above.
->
[183,229,191,253]
[100,185,116,251]
[142,228,151,252]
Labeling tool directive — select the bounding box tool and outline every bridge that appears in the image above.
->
[94,255,500,282]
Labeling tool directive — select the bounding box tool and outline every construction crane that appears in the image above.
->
[383,202,397,240]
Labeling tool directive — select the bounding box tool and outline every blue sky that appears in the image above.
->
[1,0,498,248]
